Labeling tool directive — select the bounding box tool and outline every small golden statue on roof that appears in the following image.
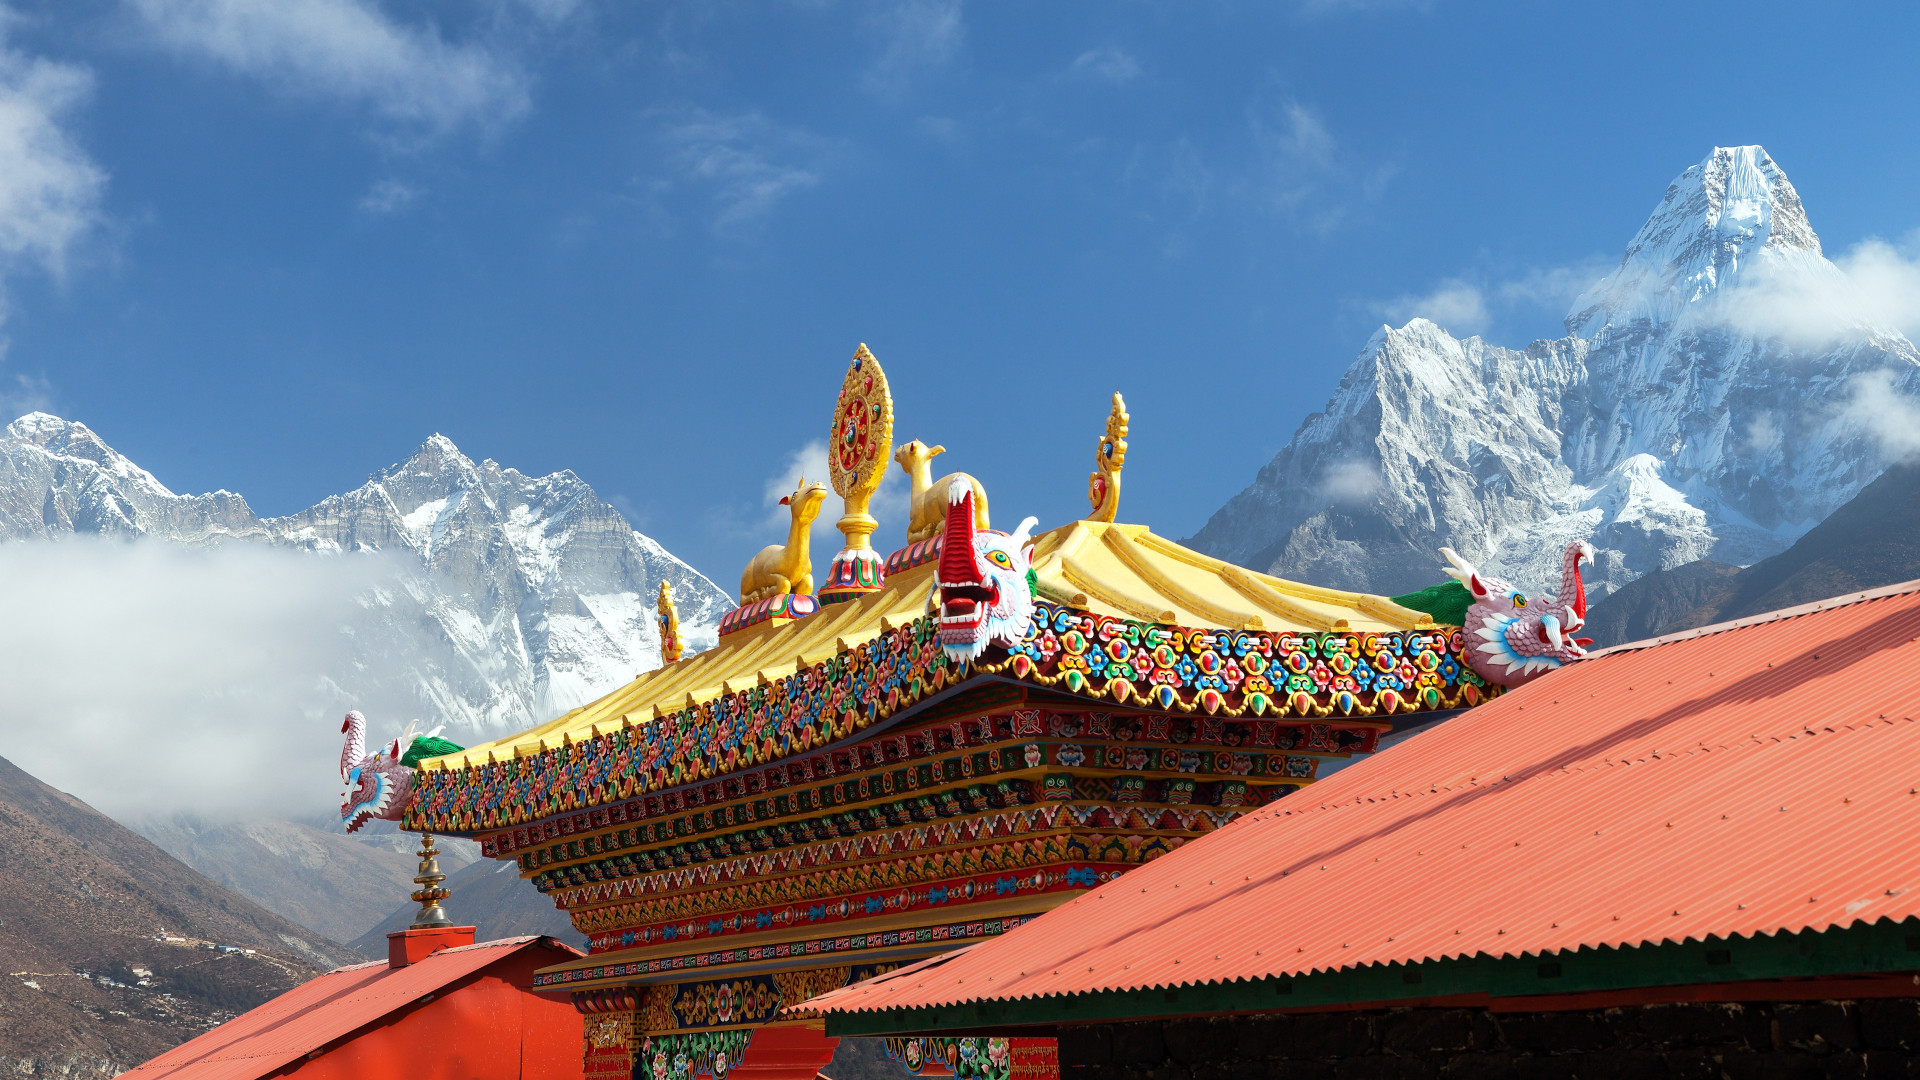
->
[819,344,895,603]
[896,440,989,544]
[740,476,829,604]
[656,580,683,664]
[1088,392,1129,522]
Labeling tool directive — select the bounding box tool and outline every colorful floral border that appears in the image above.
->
[406,602,1488,835]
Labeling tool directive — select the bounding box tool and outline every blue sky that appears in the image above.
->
[3,0,1919,584]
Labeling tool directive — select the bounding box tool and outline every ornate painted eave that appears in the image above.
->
[404,530,1488,837]
[419,523,1440,770]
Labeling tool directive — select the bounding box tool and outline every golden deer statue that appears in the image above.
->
[895,440,989,545]
[740,478,830,604]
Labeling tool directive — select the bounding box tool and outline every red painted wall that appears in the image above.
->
[291,951,582,1080]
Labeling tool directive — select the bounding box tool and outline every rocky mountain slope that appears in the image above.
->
[1189,145,1920,598]
[0,755,357,1075]
[1584,458,1920,645]
[132,815,478,946]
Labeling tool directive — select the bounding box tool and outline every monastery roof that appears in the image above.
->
[797,579,1920,1020]
[428,522,1428,770]
[124,936,581,1080]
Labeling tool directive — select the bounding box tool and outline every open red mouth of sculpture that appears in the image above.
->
[938,580,999,641]
[936,484,1000,647]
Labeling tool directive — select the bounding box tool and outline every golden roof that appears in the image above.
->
[426,521,1429,770]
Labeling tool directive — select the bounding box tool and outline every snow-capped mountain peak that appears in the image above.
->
[8,411,180,498]
[1190,145,1920,600]
[0,412,260,541]
[0,416,731,735]
[1569,145,1838,339]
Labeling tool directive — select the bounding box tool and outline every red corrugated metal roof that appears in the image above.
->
[126,936,581,1080]
[801,580,1920,1016]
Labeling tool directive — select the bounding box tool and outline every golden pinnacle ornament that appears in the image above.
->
[819,343,895,603]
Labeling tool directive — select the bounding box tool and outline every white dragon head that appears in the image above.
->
[1441,549,1533,619]
[339,710,417,833]
[935,478,1038,663]
[1440,542,1595,688]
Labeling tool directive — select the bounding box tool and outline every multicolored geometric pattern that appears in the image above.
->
[404,603,1485,836]
[532,913,1040,989]
[584,863,1124,951]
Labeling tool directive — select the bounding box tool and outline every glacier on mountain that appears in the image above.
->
[0,415,732,735]
[1189,145,1920,597]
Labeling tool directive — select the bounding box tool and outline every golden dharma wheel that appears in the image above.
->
[828,343,894,504]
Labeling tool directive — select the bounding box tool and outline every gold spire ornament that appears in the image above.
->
[819,344,895,603]
[657,580,683,664]
[408,834,454,929]
[1088,392,1129,522]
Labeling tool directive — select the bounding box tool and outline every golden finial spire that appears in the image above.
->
[1087,392,1129,523]
[820,344,895,603]
[657,580,683,664]
[408,834,453,929]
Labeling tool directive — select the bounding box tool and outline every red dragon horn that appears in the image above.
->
[938,479,981,586]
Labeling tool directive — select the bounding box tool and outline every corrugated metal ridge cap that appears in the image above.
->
[804,914,1920,1014]
[435,934,548,954]
[1589,577,1920,658]
[326,958,387,973]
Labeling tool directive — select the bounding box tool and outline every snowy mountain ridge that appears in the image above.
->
[0,414,732,734]
[1189,145,1920,597]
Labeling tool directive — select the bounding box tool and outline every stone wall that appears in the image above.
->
[1056,999,1920,1079]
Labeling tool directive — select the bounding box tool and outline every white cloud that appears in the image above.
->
[1375,278,1489,336]
[863,0,963,97]
[357,177,417,214]
[127,0,530,134]
[0,24,105,282]
[1836,234,1920,338]
[658,109,824,229]
[0,11,107,404]
[1837,368,1920,461]
[1318,459,1382,505]
[1704,232,1920,348]
[1370,258,1612,339]
[1128,98,1382,241]
[1244,101,1355,229]
[1741,411,1782,456]
[1069,47,1138,83]
[0,538,405,820]
[1493,257,1613,312]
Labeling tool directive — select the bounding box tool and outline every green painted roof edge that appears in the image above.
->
[823,916,1920,1036]
[1389,581,1472,628]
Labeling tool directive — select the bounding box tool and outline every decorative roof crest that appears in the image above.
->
[1088,392,1129,523]
[656,580,682,664]
[820,344,895,603]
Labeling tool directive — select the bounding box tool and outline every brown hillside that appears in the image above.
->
[0,755,359,1075]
